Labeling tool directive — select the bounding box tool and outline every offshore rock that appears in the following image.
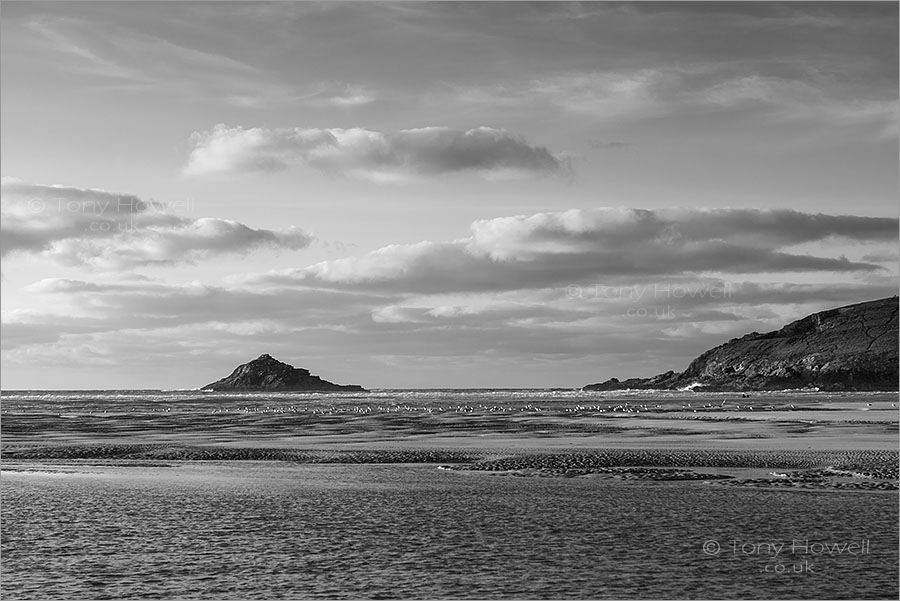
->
[201,354,367,392]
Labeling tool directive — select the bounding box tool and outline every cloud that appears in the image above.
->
[184,124,568,181]
[239,208,897,294]
[5,269,896,388]
[22,276,391,322]
[6,205,893,376]
[700,75,899,137]
[1,276,396,357]
[307,82,377,107]
[424,0,897,135]
[20,14,303,103]
[18,15,378,112]
[862,252,900,263]
[223,82,377,109]
[0,179,312,268]
[444,68,899,137]
[587,140,632,150]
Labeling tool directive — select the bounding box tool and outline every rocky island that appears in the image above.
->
[585,296,899,392]
[201,354,367,392]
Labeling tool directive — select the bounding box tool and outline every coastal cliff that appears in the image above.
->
[584,297,899,392]
[201,354,367,392]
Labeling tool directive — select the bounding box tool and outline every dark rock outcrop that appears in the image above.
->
[201,354,367,392]
[585,371,680,392]
[584,297,899,392]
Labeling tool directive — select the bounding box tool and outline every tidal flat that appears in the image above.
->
[2,390,897,599]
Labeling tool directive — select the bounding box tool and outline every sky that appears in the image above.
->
[1,1,898,390]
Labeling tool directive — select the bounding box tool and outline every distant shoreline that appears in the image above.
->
[4,388,900,394]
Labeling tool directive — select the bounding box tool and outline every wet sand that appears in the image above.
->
[2,404,896,450]
[3,445,897,492]
[3,395,896,492]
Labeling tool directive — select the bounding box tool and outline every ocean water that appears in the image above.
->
[2,464,897,600]
[1,390,898,599]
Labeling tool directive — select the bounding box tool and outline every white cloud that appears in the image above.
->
[5,270,896,388]
[6,206,894,374]
[0,179,312,269]
[240,208,898,294]
[184,124,568,181]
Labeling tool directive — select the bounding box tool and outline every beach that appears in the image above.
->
[3,390,898,488]
[2,390,898,599]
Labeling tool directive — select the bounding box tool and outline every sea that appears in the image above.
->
[2,389,898,600]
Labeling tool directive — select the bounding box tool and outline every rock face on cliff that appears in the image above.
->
[201,354,367,392]
[584,297,899,392]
